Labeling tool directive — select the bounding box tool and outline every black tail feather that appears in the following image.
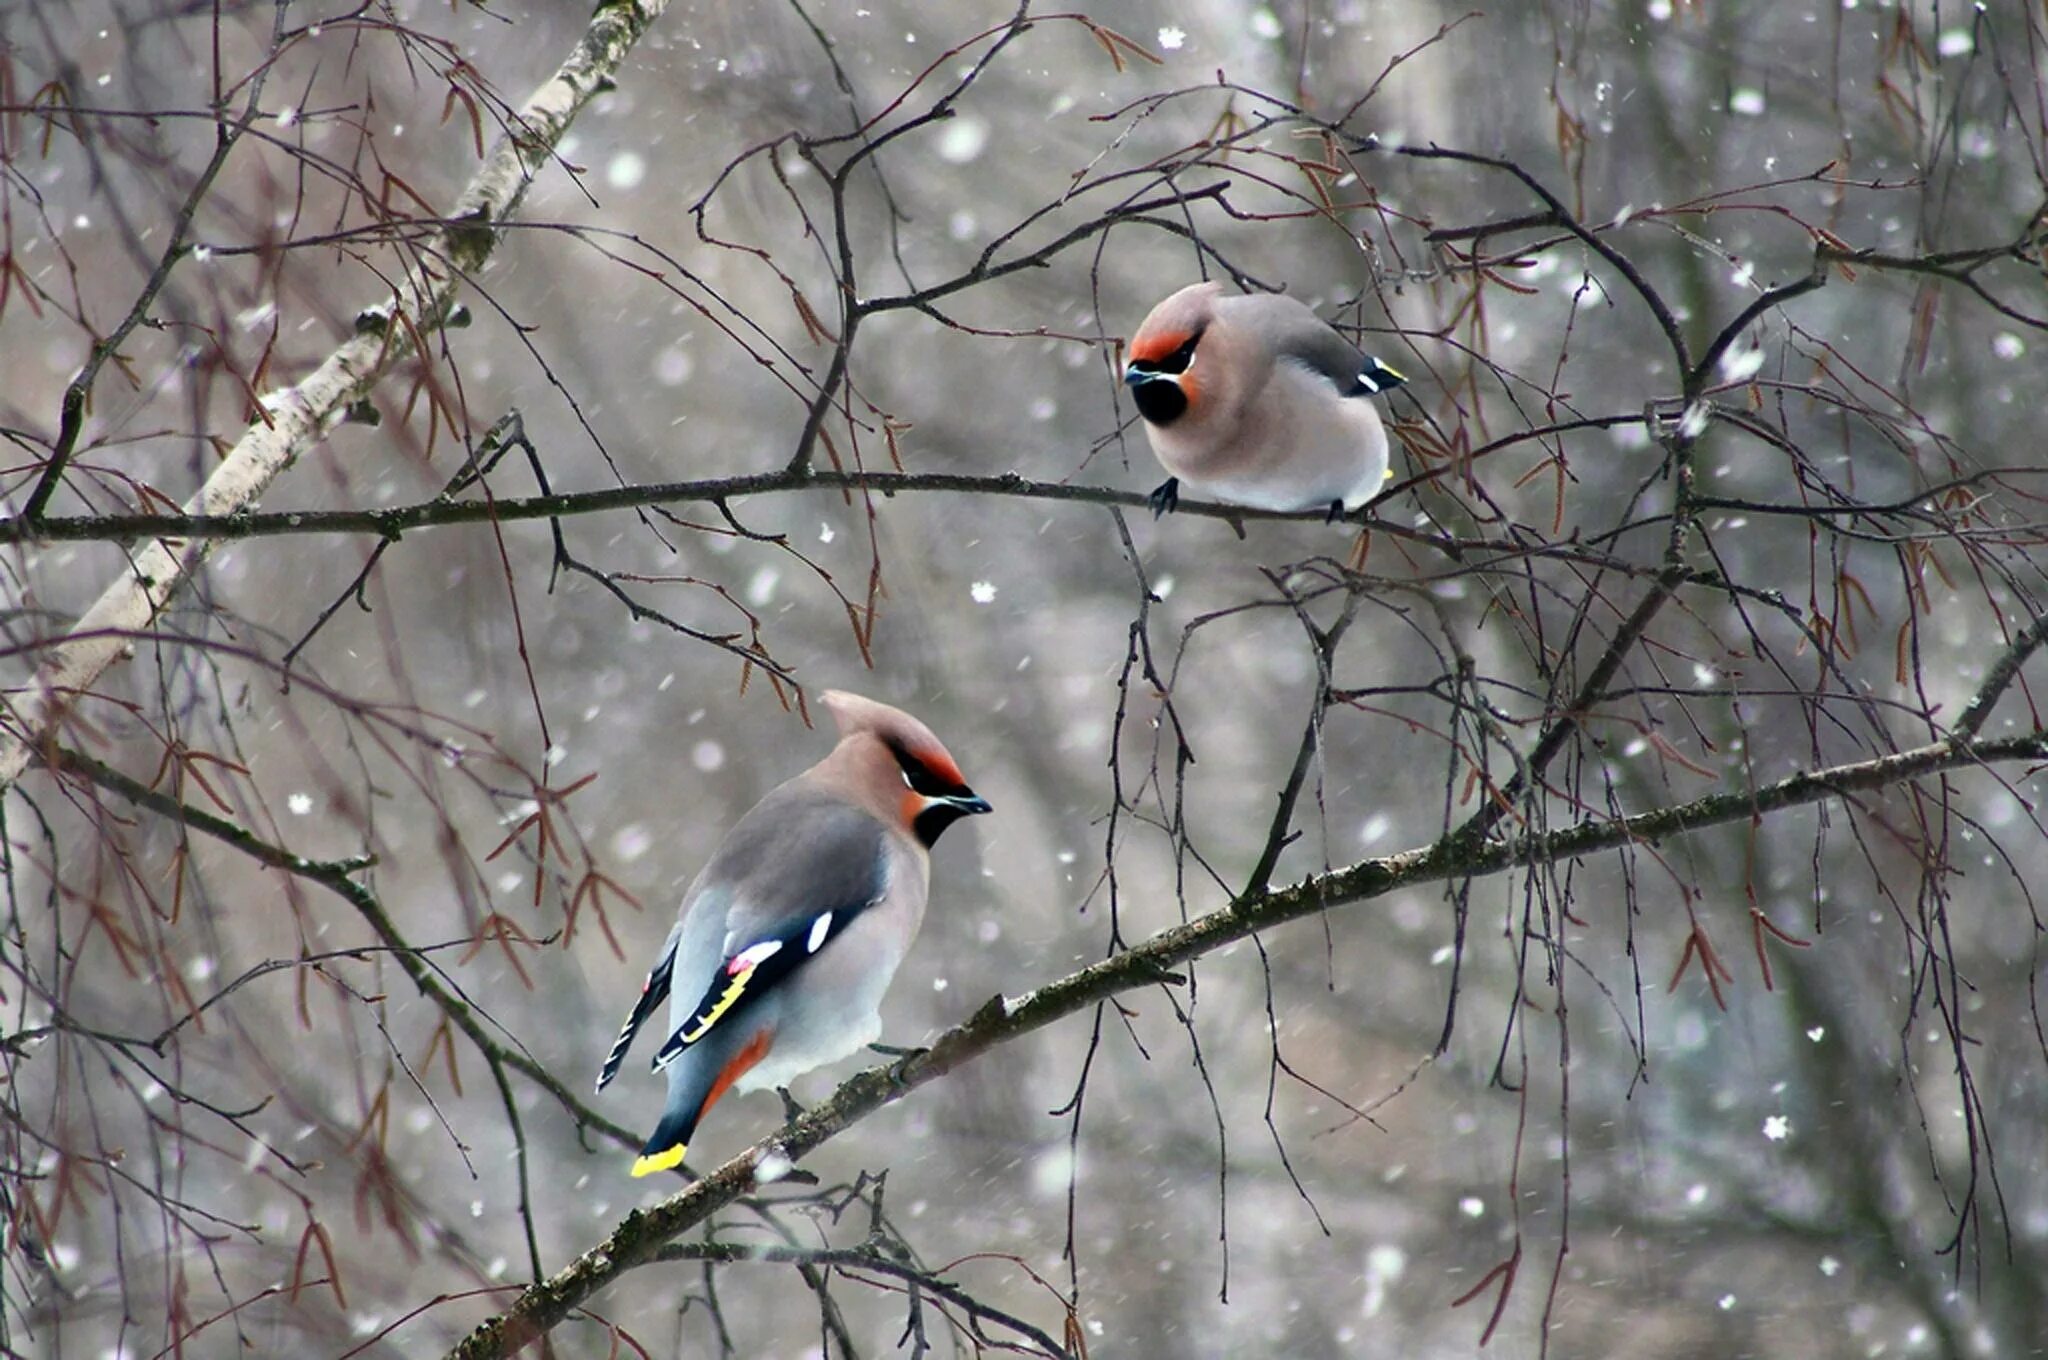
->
[595,927,678,1092]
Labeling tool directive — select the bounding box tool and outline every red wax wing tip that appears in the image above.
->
[727,940,783,977]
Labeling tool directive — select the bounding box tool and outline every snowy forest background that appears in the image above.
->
[5,1,2048,1357]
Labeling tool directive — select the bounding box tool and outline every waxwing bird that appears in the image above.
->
[1123,281,1407,519]
[596,691,991,1177]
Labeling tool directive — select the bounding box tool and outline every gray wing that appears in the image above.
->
[653,788,889,1069]
[699,786,889,947]
[1231,293,1372,395]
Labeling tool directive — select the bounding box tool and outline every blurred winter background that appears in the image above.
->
[4,1,2046,1357]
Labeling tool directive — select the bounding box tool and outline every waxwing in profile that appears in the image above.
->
[1123,281,1407,518]
[596,691,991,1177]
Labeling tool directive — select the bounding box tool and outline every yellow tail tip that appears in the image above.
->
[631,1144,687,1178]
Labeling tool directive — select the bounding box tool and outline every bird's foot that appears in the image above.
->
[1324,499,1348,524]
[776,1085,806,1123]
[1146,478,1180,518]
[870,1042,930,1090]
[868,1042,922,1058]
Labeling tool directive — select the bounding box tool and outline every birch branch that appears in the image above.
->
[0,0,672,791]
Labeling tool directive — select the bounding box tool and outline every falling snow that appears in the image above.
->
[1033,1144,1077,1196]
[938,116,989,164]
[611,823,653,861]
[1360,1245,1405,1318]
[1719,342,1765,383]
[970,580,997,603]
[654,345,693,386]
[606,151,646,190]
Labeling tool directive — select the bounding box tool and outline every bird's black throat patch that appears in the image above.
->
[1132,379,1187,425]
[913,801,975,847]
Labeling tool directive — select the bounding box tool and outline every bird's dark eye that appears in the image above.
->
[893,746,960,797]
[1154,333,1200,375]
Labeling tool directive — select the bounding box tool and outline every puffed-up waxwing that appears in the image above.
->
[595,691,991,1177]
[1123,281,1407,518]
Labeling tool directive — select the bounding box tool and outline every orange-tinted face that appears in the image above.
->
[1127,282,1221,373]
[817,690,989,845]
[1126,324,1202,426]
[1130,324,1198,367]
[1126,286,1219,427]
[888,739,989,848]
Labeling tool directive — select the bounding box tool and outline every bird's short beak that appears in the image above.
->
[1122,364,1150,388]
[948,793,993,816]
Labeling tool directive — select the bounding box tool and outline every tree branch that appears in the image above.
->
[439,726,2048,1359]
[0,0,675,793]
[43,743,645,1153]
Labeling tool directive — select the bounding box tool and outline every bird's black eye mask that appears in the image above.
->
[1155,331,1199,374]
[1133,329,1201,377]
[890,742,967,798]
[888,740,990,847]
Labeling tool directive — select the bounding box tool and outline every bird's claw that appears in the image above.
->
[1146,478,1180,518]
[869,1042,929,1089]
[776,1085,806,1123]
[868,1042,922,1058]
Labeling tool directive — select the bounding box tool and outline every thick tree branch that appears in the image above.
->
[439,726,2048,1359]
[0,411,1647,545]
